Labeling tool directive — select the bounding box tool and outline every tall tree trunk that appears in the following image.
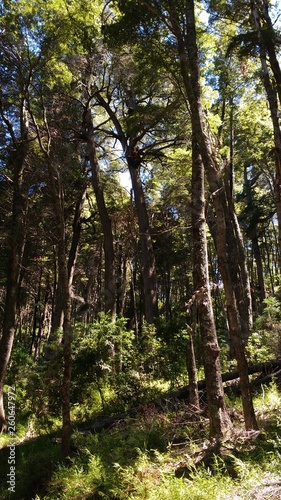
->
[168,0,257,430]
[251,0,281,269]
[225,106,253,333]
[0,100,28,433]
[258,0,281,105]
[30,267,43,355]
[186,303,199,409]
[186,329,199,409]
[47,158,72,458]
[165,269,172,321]
[94,91,158,323]
[50,245,64,337]
[128,259,139,336]
[67,182,87,289]
[252,235,266,304]
[84,108,116,317]
[191,135,232,439]
[128,158,159,323]
[243,165,266,304]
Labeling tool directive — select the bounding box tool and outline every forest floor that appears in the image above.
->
[0,380,281,499]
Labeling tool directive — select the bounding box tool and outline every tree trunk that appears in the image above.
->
[165,269,172,321]
[50,245,64,337]
[128,157,159,324]
[67,182,87,289]
[225,110,253,333]
[0,101,28,433]
[169,0,257,431]
[94,91,158,324]
[251,0,281,269]
[252,235,266,304]
[224,195,253,335]
[191,135,232,439]
[47,157,72,458]
[84,109,116,317]
[258,0,281,105]
[29,267,43,355]
[186,305,199,409]
[243,165,266,304]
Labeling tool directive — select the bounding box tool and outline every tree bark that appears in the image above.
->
[257,0,281,105]
[67,182,87,289]
[224,108,253,333]
[243,165,266,304]
[191,135,232,439]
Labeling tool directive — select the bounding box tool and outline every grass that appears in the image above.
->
[0,383,281,500]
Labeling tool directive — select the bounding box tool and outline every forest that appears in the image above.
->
[0,0,281,498]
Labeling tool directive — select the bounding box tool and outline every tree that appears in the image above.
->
[83,47,183,323]
[106,0,236,436]
[191,134,232,437]
[172,0,257,430]
[83,104,116,317]
[0,9,35,432]
[250,0,281,269]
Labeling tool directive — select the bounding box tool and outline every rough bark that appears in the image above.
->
[84,108,116,316]
[50,245,64,337]
[225,127,253,333]
[243,165,266,304]
[191,135,232,439]
[258,0,281,105]
[29,267,43,355]
[252,236,266,301]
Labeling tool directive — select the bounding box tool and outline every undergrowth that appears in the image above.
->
[0,382,281,500]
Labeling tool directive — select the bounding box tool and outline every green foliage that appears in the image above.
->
[261,296,281,323]
[247,296,281,363]
[1,0,281,496]
[246,330,274,363]
[155,320,190,384]
[0,435,61,500]
[4,342,64,434]
[71,315,194,416]
[1,384,281,500]
[72,315,136,412]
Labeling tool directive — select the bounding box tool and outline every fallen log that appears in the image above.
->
[79,408,138,434]
[77,359,281,435]
[164,359,281,401]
